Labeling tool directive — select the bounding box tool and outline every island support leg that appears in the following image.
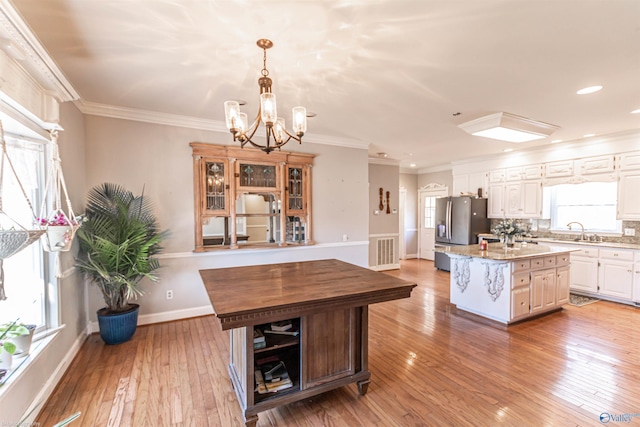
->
[244,414,258,427]
[358,305,370,396]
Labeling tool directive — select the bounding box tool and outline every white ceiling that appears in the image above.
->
[7,0,640,170]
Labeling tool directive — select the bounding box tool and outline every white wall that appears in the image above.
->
[368,163,400,268]
[82,115,370,322]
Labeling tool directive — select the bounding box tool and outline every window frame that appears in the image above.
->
[0,133,55,334]
[546,181,622,235]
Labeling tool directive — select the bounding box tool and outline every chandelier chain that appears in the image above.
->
[261,47,269,77]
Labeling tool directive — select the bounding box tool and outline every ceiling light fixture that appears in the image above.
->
[458,112,559,143]
[224,39,307,154]
[576,85,602,95]
[631,108,640,114]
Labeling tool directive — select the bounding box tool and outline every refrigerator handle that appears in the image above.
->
[446,200,452,240]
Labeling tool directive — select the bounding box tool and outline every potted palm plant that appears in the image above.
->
[75,183,166,345]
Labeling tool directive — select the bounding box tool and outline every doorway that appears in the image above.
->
[418,185,448,261]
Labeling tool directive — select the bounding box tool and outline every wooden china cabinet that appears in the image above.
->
[190,142,314,251]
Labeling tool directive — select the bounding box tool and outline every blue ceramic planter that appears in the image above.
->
[97,304,139,345]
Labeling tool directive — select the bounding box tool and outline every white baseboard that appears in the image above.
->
[88,305,215,334]
[18,324,90,425]
[370,263,401,271]
[404,254,418,259]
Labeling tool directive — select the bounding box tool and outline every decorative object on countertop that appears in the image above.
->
[492,218,527,248]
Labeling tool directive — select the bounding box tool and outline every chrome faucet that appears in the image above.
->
[567,221,586,241]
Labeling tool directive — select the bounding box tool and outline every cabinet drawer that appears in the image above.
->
[513,272,530,289]
[576,248,599,258]
[513,259,531,272]
[599,248,634,261]
[544,256,557,268]
[531,258,545,269]
[556,254,570,267]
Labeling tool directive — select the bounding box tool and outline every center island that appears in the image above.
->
[436,243,577,324]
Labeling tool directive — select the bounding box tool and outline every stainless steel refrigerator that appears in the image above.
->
[434,196,489,271]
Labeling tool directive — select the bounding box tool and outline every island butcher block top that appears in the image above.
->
[200,259,417,330]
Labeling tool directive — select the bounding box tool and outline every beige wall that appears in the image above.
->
[82,115,370,321]
[400,173,418,258]
[368,163,400,267]
[418,170,453,193]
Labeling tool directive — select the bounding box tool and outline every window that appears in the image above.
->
[0,136,48,330]
[423,196,436,229]
[547,182,621,233]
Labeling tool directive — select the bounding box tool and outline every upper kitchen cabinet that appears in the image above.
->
[505,164,542,181]
[576,155,615,175]
[452,171,487,197]
[544,160,574,178]
[618,151,640,171]
[618,171,640,220]
[617,151,640,220]
[505,180,542,218]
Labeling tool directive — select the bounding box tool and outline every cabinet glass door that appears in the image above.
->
[205,161,227,212]
[287,167,304,212]
[239,163,277,189]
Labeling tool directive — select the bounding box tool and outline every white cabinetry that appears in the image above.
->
[618,171,640,220]
[487,170,505,218]
[633,252,640,303]
[617,151,640,170]
[490,167,541,219]
[598,249,634,300]
[570,247,599,293]
[576,155,615,175]
[544,160,574,178]
[556,266,570,305]
[453,172,487,197]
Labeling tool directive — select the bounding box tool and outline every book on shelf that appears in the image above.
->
[263,329,299,336]
[253,328,266,349]
[270,320,293,332]
[255,358,293,394]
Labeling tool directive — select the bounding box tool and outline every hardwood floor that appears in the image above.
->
[36,259,640,426]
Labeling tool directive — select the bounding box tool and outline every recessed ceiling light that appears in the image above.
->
[409,163,416,168]
[583,133,596,138]
[458,112,559,143]
[576,86,602,95]
[551,139,562,143]
[377,152,388,158]
[631,108,640,114]
[503,148,513,153]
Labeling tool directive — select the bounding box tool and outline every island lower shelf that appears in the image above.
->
[438,244,575,324]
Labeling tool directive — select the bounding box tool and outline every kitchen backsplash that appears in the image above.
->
[489,219,640,246]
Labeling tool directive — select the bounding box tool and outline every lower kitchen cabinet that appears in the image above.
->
[556,266,570,305]
[634,263,640,303]
[531,268,556,314]
[511,286,531,320]
[570,255,599,293]
[599,258,634,300]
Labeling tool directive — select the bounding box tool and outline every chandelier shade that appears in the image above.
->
[224,39,307,153]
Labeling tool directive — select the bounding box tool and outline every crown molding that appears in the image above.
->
[0,1,79,102]
[75,100,229,132]
[368,157,400,166]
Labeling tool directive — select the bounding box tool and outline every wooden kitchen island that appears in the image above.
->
[199,259,416,426]
[436,243,577,325]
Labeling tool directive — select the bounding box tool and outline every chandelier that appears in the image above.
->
[224,39,307,154]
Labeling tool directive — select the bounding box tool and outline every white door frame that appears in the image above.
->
[399,186,407,260]
[418,184,448,260]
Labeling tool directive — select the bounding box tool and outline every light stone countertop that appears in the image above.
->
[435,243,578,261]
